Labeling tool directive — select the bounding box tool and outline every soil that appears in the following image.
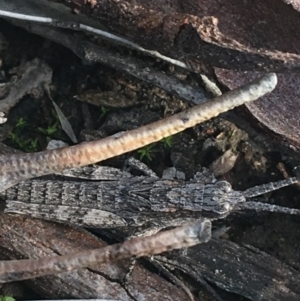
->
[0,18,299,301]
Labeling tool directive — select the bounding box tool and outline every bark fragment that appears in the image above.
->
[215,69,300,152]
[51,0,300,72]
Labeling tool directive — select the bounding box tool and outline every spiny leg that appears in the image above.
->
[124,157,158,178]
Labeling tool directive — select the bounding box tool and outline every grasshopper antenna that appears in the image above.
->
[237,177,300,215]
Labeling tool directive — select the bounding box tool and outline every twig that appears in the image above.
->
[0,58,52,113]
[0,218,211,283]
[1,8,213,104]
[0,9,190,70]
[20,22,209,104]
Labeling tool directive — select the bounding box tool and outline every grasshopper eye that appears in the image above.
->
[211,202,231,215]
[215,181,232,193]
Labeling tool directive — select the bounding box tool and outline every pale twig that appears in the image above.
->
[23,22,208,104]
[0,9,190,70]
[1,8,213,104]
[0,218,211,283]
[0,73,277,192]
[0,58,52,113]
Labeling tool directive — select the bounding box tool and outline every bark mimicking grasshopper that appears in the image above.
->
[3,158,299,229]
